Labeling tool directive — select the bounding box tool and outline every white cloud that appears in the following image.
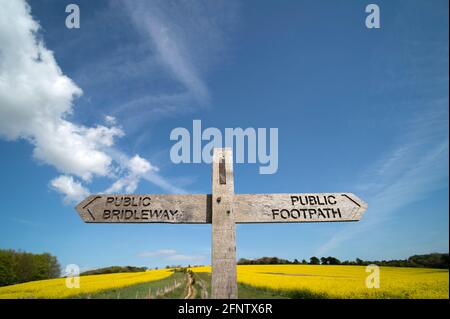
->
[138,249,205,262]
[106,148,188,194]
[104,115,116,125]
[0,0,123,181]
[33,121,124,181]
[50,175,90,204]
[138,249,177,257]
[128,154,155,175]
[0,0,205,203]
[165,254,205,262]
[105,154,158,194]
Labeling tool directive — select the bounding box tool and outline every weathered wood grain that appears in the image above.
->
[75,192,367,224]
[211,148,238,299]
[75,194,211,223]
[234,193,367,223]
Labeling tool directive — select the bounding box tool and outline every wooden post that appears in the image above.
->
[211,148,238,299]
[75,147,368,300]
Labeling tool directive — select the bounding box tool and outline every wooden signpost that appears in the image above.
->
[75,148,367,299]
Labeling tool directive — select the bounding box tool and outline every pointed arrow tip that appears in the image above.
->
[74,195,99,221]
[350,193,368,213]
[75,195,90,212]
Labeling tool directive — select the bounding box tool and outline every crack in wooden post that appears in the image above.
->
[219,157,226,185]
[211,148,237,299]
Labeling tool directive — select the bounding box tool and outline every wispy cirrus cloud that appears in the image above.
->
[317,101,449,256]
[70,0,238,135]
[316,20,449,256]
[138,249,205,262]
[121,0,237,104]
[10,218,42,227]
[125,5,209,103]
[105,147,188,194]
[100,0,239,135]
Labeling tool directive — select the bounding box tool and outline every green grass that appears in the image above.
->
[192,272,210,299]
[194,272,289,299]
[67,271,340,299]
[162,274,189,299]
[71,272,186,299]
[237,283,290,299]
[237,283,327,299]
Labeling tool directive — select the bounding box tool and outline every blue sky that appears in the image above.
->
[0,0,448,271]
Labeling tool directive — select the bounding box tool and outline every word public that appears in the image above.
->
[102,196,179,221]
[271,195,342,220]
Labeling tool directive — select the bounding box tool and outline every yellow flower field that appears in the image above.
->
[190,265,449,299]
[0,269,173,299]
[1,265,447,299]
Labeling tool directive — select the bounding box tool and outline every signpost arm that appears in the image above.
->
[211,148,238,299]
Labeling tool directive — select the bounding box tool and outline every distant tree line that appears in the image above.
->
[238,253,449,269]
[80,266,147,276]
[164,264,201,269]
[0,249,61,287]
[238,257,292,265]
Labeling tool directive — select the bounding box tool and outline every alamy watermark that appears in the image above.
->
[365,4,381,29]
[365,264,380,288]
[64,3,379,30]
[170,120,278,174]
[65,264,80,289]
[65,4,80,29]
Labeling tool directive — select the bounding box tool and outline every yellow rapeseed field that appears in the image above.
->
[1,265,447,299]
[190,265,449,298]
[0,269,173,299]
